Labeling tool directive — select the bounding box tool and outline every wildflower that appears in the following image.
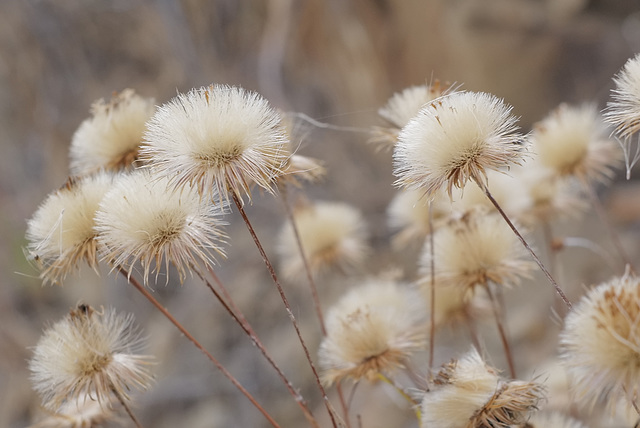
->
[94,169,227,284]
[141,84,288,202]
[560,273,640,411]
[29,304,153,411]
[421,347,545,428]
[69,89,156,176]
[422,283,491,329]
[318,278,425,385]
[25,172,115,284]
[531,103,621,184]
[393,91,526,198]
[604,53,640,139]
[29,397,116,428]
[277,200,368,280]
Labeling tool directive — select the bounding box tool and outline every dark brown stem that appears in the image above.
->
[110,384,143,428]
[231,191,338,428]
[475,177,572,310]
[116,267,280,428]
[483,282,516,379]
[279,185,327,335]
[427,201,436,372]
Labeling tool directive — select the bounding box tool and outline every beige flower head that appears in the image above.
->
[421,347,545,428]
[277,200,368,280]
[419,209,534,294]
[605,53,640,139]
[95,169,227,284]
[422,284,491,330]
[141,84,288,202]
[560,273,640,411]
[26,172,115,284]
[28,398,116,428]
[319,278,426,386]
[531,103,621,184]
[394,91,527,198]
[29,304,153,412]
[69,89,156,176]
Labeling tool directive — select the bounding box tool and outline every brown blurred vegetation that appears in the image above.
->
[2,1,640,427]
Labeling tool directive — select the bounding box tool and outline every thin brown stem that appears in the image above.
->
[475,177,572,310]
[279,185,326,335]
[110,384,143,428]
[483,282,516,379]
[116,267,280,428]
[336,382,352,428]
[231,191,338,428]
[427,201,436,373]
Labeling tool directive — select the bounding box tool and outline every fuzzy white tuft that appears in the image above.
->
[605,53,640,139]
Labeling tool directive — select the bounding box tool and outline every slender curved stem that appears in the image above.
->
[336,382,352,428]
[376,373,420,420]
[110,384,143,428]
[483,282,516,379]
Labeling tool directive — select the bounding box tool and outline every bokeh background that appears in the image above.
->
[2,1,640,427]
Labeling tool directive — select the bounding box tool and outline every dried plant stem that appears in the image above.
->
[110,384,143,428]
[336,383,352,428]
[194,266,319,428]
[541,221,557,278]
[475,177,572,309]
[231,191,338,428]
[377,373,420,420]
[279,185,327,335]
[483,282,516,379]
[116,267,280,428]
[427,201,436,372]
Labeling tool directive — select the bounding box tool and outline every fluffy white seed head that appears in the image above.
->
[318,278,426,385]
[29,304,153,412]
[531,103,621,184]
[28,398,116,428]
[70,89,156,176]
[524,412,588,428]
[394,91,526,198]
[95,169,227,284]
[422,284,491,329]
[277,201,368,280]
[141,84,288,202]
[560,273,640,411]
[605,53,640,139]
[26,172,115,284]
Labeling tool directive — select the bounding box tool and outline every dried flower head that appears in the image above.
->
[70,89,156,176]
[277,201,368,280]
[560,273,640,410]
[422,283,491,329]
[29,398,116,428]
[421,348,545,428]
[26,172,115,284]
[420,209,534,294]
[394,91,526,197]
[29,304,153,412]
[141,84,288,202]
[531,103,621,184]
[95,170,227,284]
[280,154,326,186]
[318,278,426,385]
[604,53,640,139]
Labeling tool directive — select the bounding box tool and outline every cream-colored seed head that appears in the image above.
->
[70,89,156,176]
[560,274,640,411]
[605,53,640,139]
[277,201,368,280]
[532,103,621,183]
[420,209,534,293]
[28,397,115,428]
[422,348,545,428]
[95,169,227,284]
[319,279,426,386]
[394,91,526,198]
[26,172,115,284]
[141,84,288,202]
[422,284,491,329]
[524,412,588,428]
[29,305,153,412]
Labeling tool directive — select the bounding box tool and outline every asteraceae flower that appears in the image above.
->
[29,304,153,412]
[422,283,491,329]
[421,348,545,428]
[560,273,640,411]
[70,89,156,176]
[26,172,115,284]
[604,53,640,139]
[277,200,368,280]
[29,398,116,428]
[531,103,621,184]
[95,170,227,284]
[141,84,288,202]
[318,278,425,385]
[393,91,526,198]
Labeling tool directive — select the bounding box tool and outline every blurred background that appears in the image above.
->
[2,1,640,427]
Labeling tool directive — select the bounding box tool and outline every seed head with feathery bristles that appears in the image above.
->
[29,304,153,412]
[94,169,227,284]
[69,89,156,176]
[140,84,289,202]
[604,53,640,140]
[25,172,115,285]
[28,398,116,428]
[393,91,527,198]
